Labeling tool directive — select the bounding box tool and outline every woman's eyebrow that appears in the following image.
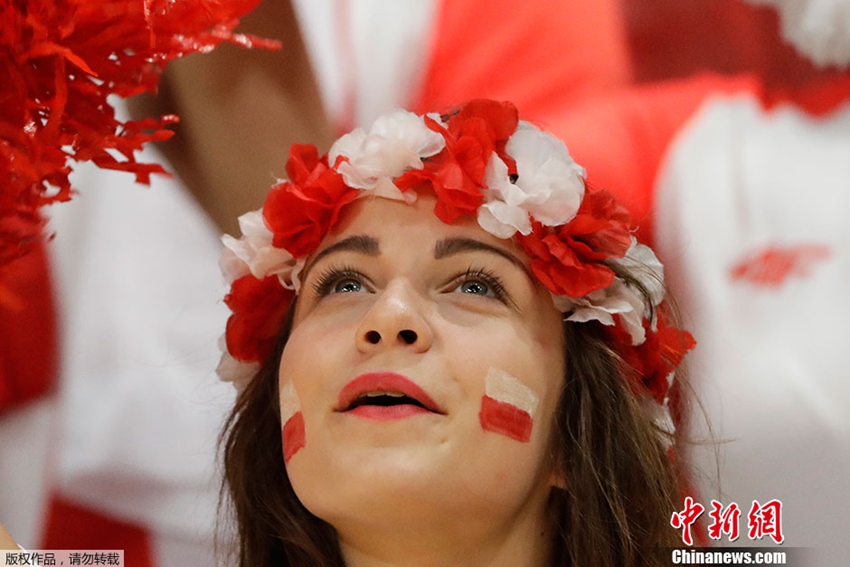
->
[303,235,380,278]
[434,237,531,277]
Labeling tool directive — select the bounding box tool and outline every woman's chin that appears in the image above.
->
[291,448,448,511]
[300,478,450,533]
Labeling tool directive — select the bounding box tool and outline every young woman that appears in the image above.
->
[217,99,695,566]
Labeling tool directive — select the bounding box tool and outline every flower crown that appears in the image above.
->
[218,100,695,407]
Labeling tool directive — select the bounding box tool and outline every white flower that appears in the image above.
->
[216,335,261,392]
[478,122,585,239]
[219,210,305,292]
[643,397,676,441]
[565,279,649,345]
[612,239,665,309]
[328,110,445,202]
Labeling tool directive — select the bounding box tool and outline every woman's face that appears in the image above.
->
[279,194,565,540]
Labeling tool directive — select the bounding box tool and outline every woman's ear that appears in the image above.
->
[549,469,568,490]
[548,450,568,489]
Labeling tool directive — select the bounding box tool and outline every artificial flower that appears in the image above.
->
[263,144,358,258]
[215,344,261,392]
[478,123,585,238]
[421,100,519,223]
[612,239,666,314]
[563,279,648,345]
[518,185,632,298]
[561,238,666,345]
[607,310,696,404]
[329,109,445,203]
[224,274,293,363]
[220,210,304,291]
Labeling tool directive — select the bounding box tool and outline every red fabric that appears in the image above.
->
[543,71,850,245]
[544,74,759,245]
[0,237,57,411]
[760,74,850,117]
[413,0,632,120]
[625,0,843,91]
[625,0,791,82]
[42,496,154,567]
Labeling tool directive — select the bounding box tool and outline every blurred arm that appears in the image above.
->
[128,0,335,236]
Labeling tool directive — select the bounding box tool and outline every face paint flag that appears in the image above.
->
[280,381,305,462]
[479,368,539,442]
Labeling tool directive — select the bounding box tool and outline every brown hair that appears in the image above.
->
[220,280,687,566]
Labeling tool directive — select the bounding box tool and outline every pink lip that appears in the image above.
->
[337,372,443,419]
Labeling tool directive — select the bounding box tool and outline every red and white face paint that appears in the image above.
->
[479,368,540,443]
[280,381,305,463]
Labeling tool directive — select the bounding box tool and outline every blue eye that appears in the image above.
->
[333,278,364,294]
[458,280,490,295]
[452,268,509,302]
[313,267,369,297]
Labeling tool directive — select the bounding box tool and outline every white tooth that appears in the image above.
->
[364,391,405,397]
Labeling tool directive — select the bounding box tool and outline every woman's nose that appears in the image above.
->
[355,280,433,353]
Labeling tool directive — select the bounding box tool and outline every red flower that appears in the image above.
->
[448,99,519,163]
[224,274,294,363]
[263,144,358,258]
[606,308,696,404]
[410,100,519,224]
[517,185,632,298]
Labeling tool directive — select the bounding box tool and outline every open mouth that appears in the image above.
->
[347,391,429,410]
[337,372,444,418]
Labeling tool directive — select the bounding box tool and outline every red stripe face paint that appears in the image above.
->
[280,382,305,463]
[282,411,305,463]
[479,368,539,443]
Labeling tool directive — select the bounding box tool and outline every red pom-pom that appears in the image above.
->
[0,0,280,268]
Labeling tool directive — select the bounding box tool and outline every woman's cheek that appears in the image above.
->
[281,381,306,463]
[478,368,540,443]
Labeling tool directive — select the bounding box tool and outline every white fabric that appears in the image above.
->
[0,400,55,547]
[38,138,236,564]
[292,0,439,128]
[656,94,850,564]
